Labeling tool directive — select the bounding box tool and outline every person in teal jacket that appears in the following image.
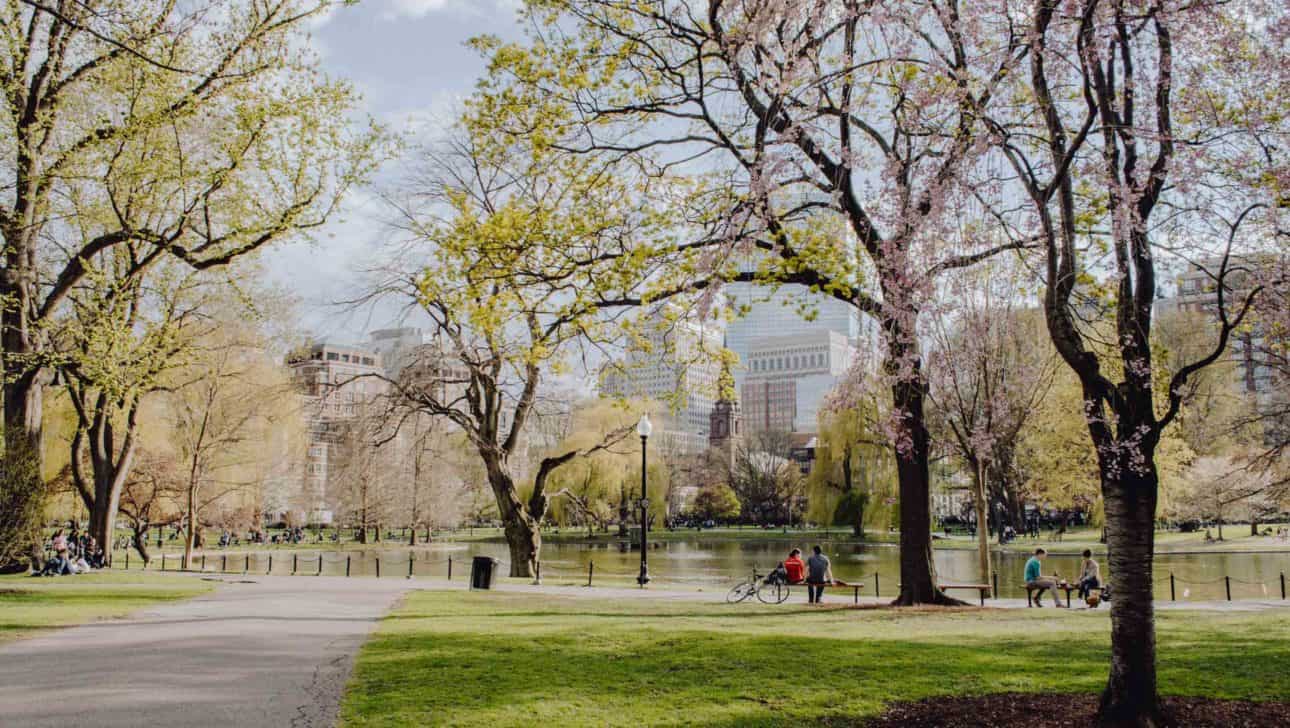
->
[1024,548,1064,607]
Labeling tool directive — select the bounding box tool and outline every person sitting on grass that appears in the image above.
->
[1024,548,1065,608]
[806,545,833,604]
[783,549,806,584]
[1077,549,1101,600]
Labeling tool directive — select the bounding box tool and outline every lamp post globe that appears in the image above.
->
[637,415,652,587]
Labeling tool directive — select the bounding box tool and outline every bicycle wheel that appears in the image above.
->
[757,581,790,604]
[726,581,755,603]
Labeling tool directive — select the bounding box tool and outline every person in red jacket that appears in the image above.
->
[782,549,806,584]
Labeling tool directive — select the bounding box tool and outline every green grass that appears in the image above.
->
[935,524,1290,554]
[0,571,212,645]
[340,591,1290,727]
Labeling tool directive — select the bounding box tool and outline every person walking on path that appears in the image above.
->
[1024,548,1065,608]
[805,546,833,604]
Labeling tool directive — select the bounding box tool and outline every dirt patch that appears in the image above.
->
[865,693,1290,727]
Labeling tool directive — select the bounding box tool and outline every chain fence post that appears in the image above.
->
[1225,576,1232,601]
[588,561,594,587]
[1170,573,1176,601]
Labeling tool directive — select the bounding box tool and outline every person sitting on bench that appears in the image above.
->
[783,549,806,585]
[1025,548,1065,607]
[806,546,833,604]
[1077,549,1101,600]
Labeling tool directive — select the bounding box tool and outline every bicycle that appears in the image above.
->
[726,568,792,604]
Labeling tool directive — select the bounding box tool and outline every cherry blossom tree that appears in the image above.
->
[977,0,1288,722]
[476,0,1033,604]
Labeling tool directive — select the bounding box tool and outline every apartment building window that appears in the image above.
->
[326,352,338,361]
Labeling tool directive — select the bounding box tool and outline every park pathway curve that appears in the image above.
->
[0,575,412,728]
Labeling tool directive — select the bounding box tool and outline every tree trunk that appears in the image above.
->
[890,374,960,606]
[1098,465,1167,727]
[503,515,540,578]
[132,528,151,563]
[973,462,993,597]
[89,497,120,567]
[0,375,46,567]
[183,486,197,570]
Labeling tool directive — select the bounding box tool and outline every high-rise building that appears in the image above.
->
[1170,259,1275,399]
[724,279,864,432]
[740,330,856,432]
[285,341,386,523]
[369,327,427,377]
[741,379,796,433]
[601,308,724,454]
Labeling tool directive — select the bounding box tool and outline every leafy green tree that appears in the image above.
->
[377,126,673,577]
[0,0,383,562]
[689,483,740,523]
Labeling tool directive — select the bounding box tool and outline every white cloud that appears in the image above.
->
[379,0,520,21]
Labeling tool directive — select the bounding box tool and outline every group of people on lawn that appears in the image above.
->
[771,546,835,603]
[1025,547,1102,607]
[40,524,105,576]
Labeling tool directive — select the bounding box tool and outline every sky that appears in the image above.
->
[262,0,526,345]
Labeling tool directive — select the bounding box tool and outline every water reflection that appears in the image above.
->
[295,537,1289,602]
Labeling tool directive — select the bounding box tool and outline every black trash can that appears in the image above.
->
[470,556,500,590]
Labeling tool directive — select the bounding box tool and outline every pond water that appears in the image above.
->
[242,536,1290,603]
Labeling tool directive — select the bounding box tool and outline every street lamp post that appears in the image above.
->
[637,414,652,587]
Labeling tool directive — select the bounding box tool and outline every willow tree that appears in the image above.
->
[980,0,1287,722]
[474,0,1033,603]
[0,0,381,562]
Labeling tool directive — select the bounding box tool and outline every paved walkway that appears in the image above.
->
[0,575,411,728]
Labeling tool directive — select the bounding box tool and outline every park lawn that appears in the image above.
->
[0,571,212,645]
[935,524,1290,555]
[340,591,1290,727]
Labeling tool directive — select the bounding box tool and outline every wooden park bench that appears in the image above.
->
[1026,583,1102,608]
[938,583,991,606]
[800,580,866,604]
[896,583,993,606]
